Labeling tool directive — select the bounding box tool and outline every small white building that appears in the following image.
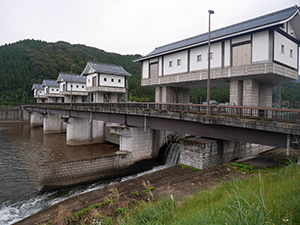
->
[42,79,64,103]
[32,83,47,103]
[81,61,132,103]
[135,5,300,108]
[56,73,88,103]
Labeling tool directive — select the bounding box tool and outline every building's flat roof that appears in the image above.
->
[135,5,299,61]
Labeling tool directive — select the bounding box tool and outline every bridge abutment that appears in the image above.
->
[30,112,44,127]
[66,118,104,146]
[43,114,66,134]
[179,137,273,170]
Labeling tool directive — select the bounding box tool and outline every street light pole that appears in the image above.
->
[207,9,214,116]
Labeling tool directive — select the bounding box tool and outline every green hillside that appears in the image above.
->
[0,39,299,107]
[0,39,154,106]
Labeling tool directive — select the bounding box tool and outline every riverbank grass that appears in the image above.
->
[100,162,300,224]
[50,162,300,224]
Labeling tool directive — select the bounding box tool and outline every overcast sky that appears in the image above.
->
[0,0,299,56]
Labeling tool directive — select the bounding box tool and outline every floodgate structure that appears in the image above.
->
[22,5,300,191]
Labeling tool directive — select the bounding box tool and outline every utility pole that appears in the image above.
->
[207,9,214,116]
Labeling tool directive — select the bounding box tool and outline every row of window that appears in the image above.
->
[103,77,122,83]
[281,44,293,58]
[168,53,213,68]
[70,85,85,88]
[51,88,59,91]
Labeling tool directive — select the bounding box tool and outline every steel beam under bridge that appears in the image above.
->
[29,107,288,148]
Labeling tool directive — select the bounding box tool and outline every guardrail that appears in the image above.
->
[22,102,300,124]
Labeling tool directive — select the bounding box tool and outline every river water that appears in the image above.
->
[0,123,179,224]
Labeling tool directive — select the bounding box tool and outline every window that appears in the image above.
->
[290,49,293,58]
[52,89,54,91]
[82,85,84,88]
[104,78,107,82]
[197,54,202,62]
[76,85,79,88]
[209,52,213,60]
[56,89,58,91]
[111,78,114,82]
[71,85,73,88]
[118,79,121,83]
[177,59,181,66]
[169,61,173,67]
[281,45,285,54]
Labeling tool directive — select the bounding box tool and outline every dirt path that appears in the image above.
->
[15,148,297,225]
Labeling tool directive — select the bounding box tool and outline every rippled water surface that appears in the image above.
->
[0,123,119,224]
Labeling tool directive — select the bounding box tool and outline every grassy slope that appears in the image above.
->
[48,162,300,224]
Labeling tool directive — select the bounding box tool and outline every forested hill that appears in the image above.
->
[0,39,299,108]
[0,39,154,106]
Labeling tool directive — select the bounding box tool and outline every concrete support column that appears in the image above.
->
[66,117,104,146]
[110,93,118,103]
[161,87,190,103]
[111,126,154,161]
[64,96,71,103]
[272,83,281,108]
[94,92,104,103]
[258,83,272,108]
[43,114,65,134]
[30,112,44,127]
[155,87,162,103]
[230,80,243,106]
[243,79,259,106]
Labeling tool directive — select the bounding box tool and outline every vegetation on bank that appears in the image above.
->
[41,161,300,224]
[1,39,299,108]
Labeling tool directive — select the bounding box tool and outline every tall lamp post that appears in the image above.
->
[207,9,214,116]
[70,64,75,108]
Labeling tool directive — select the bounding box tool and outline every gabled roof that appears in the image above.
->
[135,5,299,61]
[42,79,59,87]
[81,61,132,77]
[32,84,43,90]
[56,73,86,83]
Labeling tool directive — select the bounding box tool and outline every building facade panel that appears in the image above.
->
[274,31,298,69]
[252,31,269,62]
[163,50,188,75]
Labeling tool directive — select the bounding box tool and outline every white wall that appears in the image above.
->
[252,31,269,62]
[274,31,298,69]
[158,56,163,76]
[142,61,149,79]
[48,86,59,94]
[67,82,86,92]
[224,40,231,67]
[232,35,251,44]
[163,50,188,75]
[86,73,98,88]
[190,42,222,71]
[99,74,125,88]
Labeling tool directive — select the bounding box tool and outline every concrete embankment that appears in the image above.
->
[0,107,29,121]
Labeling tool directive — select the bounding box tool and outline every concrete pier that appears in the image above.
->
[66,118,104,146]
[43,114,65,134]
[110,126,154,161]
[30,112,44,127]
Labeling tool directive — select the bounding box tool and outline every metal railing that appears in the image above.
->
[22,102,300,124]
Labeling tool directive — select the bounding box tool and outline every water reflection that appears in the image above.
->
[0,123,118,204]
